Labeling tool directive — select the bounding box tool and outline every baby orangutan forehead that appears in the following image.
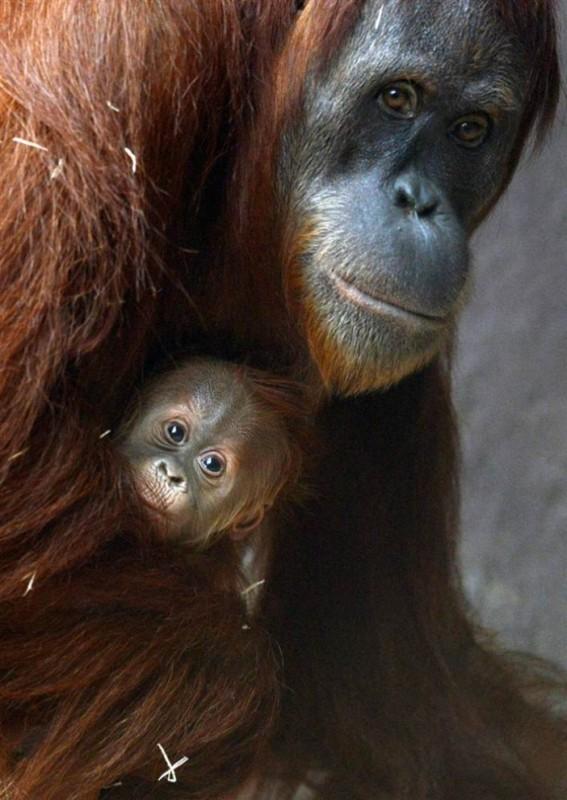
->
[141,360,267,436]
[142,362,232,406]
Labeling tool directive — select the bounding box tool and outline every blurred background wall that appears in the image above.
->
[456,1,567,667]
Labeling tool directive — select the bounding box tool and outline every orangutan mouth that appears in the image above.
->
[329,270,447,328]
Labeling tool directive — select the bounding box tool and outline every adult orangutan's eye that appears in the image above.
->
[198,452,226,478]
[164,421,187,445]
[378,81,420,119]
[449,114,491,149]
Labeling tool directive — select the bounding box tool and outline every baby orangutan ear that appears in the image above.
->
[229,506,268,541]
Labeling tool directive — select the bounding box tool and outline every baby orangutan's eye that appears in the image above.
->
[198,451,226,478]
[164,421,188,445]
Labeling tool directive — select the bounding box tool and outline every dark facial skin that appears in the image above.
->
[281,0,528,393]
[119,360,292,547]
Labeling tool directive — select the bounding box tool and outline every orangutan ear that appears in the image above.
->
[229,506,268,541]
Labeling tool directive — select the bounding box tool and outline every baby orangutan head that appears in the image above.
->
[119,359,304,547]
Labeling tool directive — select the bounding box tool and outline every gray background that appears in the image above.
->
[456,3,567,667]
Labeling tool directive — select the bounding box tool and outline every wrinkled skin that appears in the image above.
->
[279,0,527,394]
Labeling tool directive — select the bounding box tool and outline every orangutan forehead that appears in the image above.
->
[332,0,527,107]
[142,362,243,412]
[138,363,287,445]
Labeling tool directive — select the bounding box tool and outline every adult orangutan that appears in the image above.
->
[0,1,564,799]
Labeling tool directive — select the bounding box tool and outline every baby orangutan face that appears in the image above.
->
[119,359,295,547]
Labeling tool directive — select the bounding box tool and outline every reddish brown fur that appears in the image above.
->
[0,4,294,797]
[0,1,564,799]
[242,367,310,496]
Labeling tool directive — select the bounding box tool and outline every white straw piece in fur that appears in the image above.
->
[157,743,189,783]
[124,147,137,173]
[241,579,266,597]
[13,137,49,152]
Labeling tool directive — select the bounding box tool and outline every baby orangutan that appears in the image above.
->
[118,358,305,554]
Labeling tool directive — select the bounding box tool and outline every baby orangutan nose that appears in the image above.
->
[157,459,187,491]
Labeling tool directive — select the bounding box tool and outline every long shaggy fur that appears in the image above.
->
[0,1,564,799]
